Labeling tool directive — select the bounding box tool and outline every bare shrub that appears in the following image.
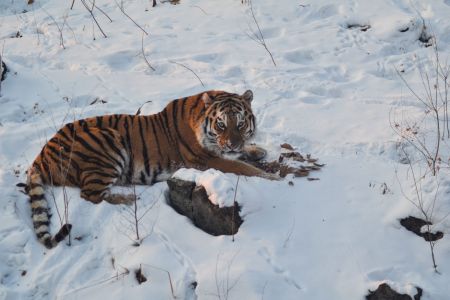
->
[392,39,450,176]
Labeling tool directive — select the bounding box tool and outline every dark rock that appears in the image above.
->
[167,178,196,219]
[167,178,243,236]
[400,216,444,242]
[366,283,422,300]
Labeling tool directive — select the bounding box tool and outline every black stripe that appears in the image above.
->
[45,145,81,183]
[83,128,123,168]
[36,231,50,239]
[140,171,146,184]
[108,116,113,127]
[30,194,45,201]
[57,129,72,144]
[73,134,116,165]
[82,189,105,196]
[195,107,206,122]
[99,130,126,167]
[33,220,49,229]
[166,105,186,164]
[172,102,205,159]
[113,115,121,130]
[55,134,73,150]
[150,165,159,184]
[138,117,151,176]
[30,183,43,189]
[157,110,184,166]
[54,224,71,242]
[83,178,111,186]
[72,151,117,170]
[124,116,134,181]
[32,207,48,215]
[203,118,209,135]
[180,97,188,118]
[41,159,51,181]
[189,94,203,115]
[45,144,65,160]
[160,110,176,146]
[149,117,162,158]
[82,167,119,178]
[96,116,103,128]
[66,123,75,137]
[33,162,43,174]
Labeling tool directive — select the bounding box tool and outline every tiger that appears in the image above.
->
[20,89,278,249]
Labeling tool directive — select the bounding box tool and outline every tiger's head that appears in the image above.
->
[196,90,256,155]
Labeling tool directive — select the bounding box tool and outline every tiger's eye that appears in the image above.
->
[216,121,225,130]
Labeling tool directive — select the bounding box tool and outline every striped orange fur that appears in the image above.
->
[24,89,276,248]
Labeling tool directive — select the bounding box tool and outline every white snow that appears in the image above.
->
[1,0,450,299]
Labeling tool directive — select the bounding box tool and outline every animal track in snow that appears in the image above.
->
[156,231,198,299]
[258,247,302,291]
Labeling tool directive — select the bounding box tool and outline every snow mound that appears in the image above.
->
[172,168,237,207]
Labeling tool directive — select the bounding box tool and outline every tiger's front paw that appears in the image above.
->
[105,194,137,205]
[240,145,267,162]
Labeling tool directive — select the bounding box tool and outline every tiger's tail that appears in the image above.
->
[23,171,72,249]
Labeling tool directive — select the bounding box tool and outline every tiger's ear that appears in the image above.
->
[201,92,213,108]
[242,90,253,103]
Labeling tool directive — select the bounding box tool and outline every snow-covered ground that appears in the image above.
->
[1,0,450,299]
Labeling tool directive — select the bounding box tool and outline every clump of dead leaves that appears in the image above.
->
[243,143,324,179]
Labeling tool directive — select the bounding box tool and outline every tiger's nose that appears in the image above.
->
[227,140,243,152]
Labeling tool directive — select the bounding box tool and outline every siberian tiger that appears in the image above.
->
[21,89,277,249]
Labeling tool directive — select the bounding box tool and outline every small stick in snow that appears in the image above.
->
[169,60,205,87]
[115,0,149,36]
[81,0,108,38]
[42,8,66,49]
[141,264,176,298]
[246,0,276,67]
[141,34,156,71]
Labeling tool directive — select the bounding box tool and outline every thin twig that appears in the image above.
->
[86,0,113,22]
[247,0,276,67]
[169,60,205,87]
[80,0,107,38]
[141,34,155,71]
[133,185,140,242]
[115,0,149,35]
[42,8,66,49]
[64,268,130,295]
[191,5,208,15]
[141,264,176,298]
